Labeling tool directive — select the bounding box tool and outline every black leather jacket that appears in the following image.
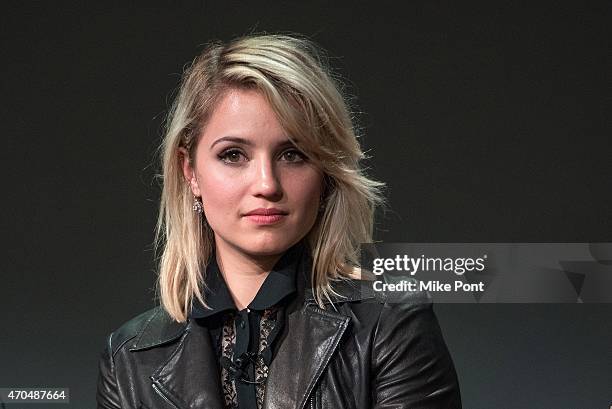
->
[97,276,461,409]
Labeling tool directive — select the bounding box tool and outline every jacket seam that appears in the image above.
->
[107,332,115,373]
[370,298,390,406]
[132,308,162,348]
[371,300,384,369]
[106,331,121,406]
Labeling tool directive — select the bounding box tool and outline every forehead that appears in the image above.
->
[200,88,287,144]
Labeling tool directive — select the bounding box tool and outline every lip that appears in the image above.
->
[244,208,288,216]
[243,208,288,225]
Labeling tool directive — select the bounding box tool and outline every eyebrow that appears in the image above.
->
[210,136,251,149]
[210,136,297,150]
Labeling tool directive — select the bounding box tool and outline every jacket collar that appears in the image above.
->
[129,246,375,409]
[128,276,374,353]
[128,308,187,352]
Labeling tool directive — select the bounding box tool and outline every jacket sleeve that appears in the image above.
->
[372,301,462,409]
[96,333,122,409]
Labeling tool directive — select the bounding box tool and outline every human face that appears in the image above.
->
[182,88,324,258]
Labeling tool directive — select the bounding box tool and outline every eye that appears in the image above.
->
[218,149,247,164]
[280,149,306,163]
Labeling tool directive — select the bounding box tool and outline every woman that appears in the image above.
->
[97,33,461,409]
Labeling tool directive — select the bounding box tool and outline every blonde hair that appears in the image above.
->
[155,33,386,322]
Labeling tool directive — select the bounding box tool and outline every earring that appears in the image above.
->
[193,196,204,214]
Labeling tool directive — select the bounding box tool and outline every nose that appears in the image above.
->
[251,156,283,200]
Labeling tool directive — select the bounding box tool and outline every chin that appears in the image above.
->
[244,242,291,257]
[241,233,298,256]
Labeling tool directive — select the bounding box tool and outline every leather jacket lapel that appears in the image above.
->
[149,321,225,409]
[264,303,350,409]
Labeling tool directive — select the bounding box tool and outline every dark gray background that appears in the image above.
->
[1,2,611,408]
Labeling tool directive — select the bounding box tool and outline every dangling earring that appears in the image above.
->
[193,196,204,214]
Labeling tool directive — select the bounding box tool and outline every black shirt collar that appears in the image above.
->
[190,241,306,319]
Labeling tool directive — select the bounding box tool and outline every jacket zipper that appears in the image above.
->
[310,392,315,409]
[151,382,180,409]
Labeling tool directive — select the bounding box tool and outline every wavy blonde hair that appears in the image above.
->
[155,33,385,322]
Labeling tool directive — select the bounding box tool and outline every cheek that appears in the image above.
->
[195,167,242,210]
[285,170,323,207]
[201,175,230,197]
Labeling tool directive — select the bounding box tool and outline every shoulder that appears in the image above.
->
[107,306,188,357]
[329,274,433,309]
[342,277,458,380]
[339,281,461,406]
[316,275,435,334]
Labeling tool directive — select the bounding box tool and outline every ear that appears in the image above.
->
[178,147,202,197]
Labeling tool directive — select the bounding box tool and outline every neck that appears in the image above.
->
[214,240,284,310]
